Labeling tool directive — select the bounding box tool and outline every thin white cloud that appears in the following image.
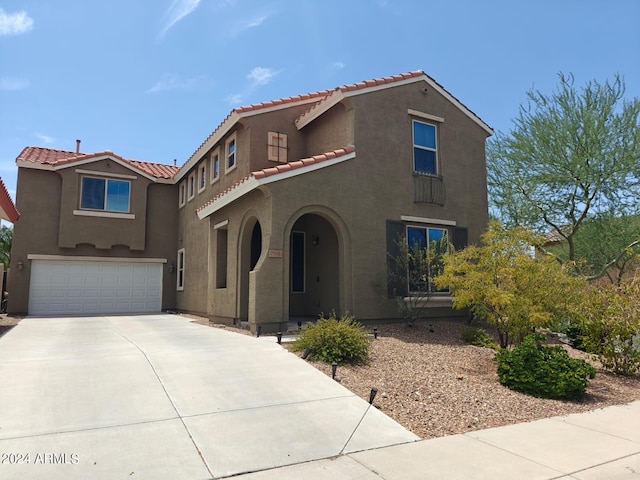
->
[331,61,346,71]
[0,8,33,36]
[245,14,268,29]
[226,67,281,106]
[160,0,201,37]
[35,133,56,144]
[146,73,209,93]
[226,11,272,38]
[0,77,29,91]
[247,67,277,86]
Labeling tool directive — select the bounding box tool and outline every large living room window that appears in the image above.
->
[81,176,130,213]
[413,120,437,174]
[406,225,448,293]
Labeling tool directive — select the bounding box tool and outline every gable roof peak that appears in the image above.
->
[16,146,179,180]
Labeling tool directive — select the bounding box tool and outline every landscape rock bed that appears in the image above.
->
[197,315,640,439]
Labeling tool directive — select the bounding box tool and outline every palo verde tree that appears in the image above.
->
[487,73,640,280]
[434,221,586,348]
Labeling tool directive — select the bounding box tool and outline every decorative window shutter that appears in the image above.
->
[386,220,407,298]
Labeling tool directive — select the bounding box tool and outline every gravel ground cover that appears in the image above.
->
[198,316,640,440]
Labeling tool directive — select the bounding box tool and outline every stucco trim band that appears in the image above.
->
[73,210,136,220]
[27,254,167,263]
[400,215,457,226]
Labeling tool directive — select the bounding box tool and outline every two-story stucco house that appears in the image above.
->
[8,70,493,332]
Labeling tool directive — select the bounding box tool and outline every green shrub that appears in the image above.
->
[495,334,596,400]
[461,326,499,350]
[291,313,371,364]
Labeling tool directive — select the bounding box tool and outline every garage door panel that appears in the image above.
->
[29,261,163,315]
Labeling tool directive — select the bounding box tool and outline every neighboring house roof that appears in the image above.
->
[0,178,19,223]
[196,146,357,219]
[177,70,494,182]
[16,146,179,181]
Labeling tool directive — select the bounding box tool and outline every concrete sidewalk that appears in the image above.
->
[234,401,639,479]
[0,315,638,479]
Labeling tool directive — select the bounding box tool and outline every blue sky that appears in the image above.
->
[1,0,639,210]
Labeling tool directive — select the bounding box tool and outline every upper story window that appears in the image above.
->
[198,163,206,193]
[179,181,186,207]
[210,148,220,184]
[413,120,437,174]
[226,134,236,172]
[81,176,130,213]
[187,172,195,201]
[268,132,288,163]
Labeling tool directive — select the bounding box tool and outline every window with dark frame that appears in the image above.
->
[406,225,448,293]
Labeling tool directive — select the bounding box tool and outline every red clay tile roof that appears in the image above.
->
[0,178,19,223]
[197,146,356,215]
[17,146,179,179]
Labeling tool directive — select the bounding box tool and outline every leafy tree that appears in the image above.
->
[434,222,585,347]
[549,213,640,284]
[0,225,12,269]
[487,73,640,279]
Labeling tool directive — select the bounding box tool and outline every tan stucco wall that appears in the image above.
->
[8,166,178,314]
[155,78,489,328]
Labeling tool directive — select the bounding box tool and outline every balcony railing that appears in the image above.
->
[413,172,445,205]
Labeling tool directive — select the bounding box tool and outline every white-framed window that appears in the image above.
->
[198,163,206,193]
[226,133,237,172]
[80,176,131,213]
[406,225,448,293]
[413,120,438,175]
[210,147,220,184]
[187,172,196,201]
[178,181,186,207]
[267,132,288,163]
[177,248,185,291]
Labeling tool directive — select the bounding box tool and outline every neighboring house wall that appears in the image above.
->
[8,162,178,314]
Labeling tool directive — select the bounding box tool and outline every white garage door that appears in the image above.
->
[29,260,163,315]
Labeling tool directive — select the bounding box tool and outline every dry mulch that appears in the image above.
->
[195,315,640,440]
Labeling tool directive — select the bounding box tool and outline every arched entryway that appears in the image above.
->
[238,217,262,322]
[288,213,340,321]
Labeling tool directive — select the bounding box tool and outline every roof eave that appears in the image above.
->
[196,150,357,219]
[177,94,327,182]
[17,155,170,183]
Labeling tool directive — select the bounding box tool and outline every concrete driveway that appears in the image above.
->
[0,314,418,479]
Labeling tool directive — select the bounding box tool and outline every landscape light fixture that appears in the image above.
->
[256,326,262,338]
[277,332,282,344]
[331,362,338,380]
[373,328,378,339]
[369,387,378,404]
